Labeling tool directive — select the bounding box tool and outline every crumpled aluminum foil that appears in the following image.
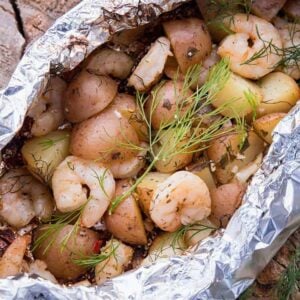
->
[0,0,299,299]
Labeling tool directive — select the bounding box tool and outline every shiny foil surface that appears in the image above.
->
[0,0,300,299]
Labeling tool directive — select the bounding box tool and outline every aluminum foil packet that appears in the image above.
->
[0,0,300,299]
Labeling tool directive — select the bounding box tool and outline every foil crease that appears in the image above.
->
[0,0,299,299]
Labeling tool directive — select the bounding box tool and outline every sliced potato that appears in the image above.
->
[21,130,70,184]
[253,113,286,144]
[142,232,186,266]
[104,180,147,245]
[207,130,265,184]
[210,182,246,227]
[33,225,100,280]
[136,172,170,216]
[163,18,212,73]
[257,72,299,116]
[185,160,216,190]
[184,218,217,247]
[212,72,262,117]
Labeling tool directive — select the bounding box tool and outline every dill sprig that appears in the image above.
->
[32,199,91,254]
[38,136,67,151]
[276,248,300,300]
[73,239,120,269]
[109,58,247,213]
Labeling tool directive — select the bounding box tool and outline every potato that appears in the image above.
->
[33,225,100,280]
[253,113,286,144]
[136,172,170,216]
[153,128,194,173]
[251,0,286,21]
[212,72,263,117]
[163,18,212,74]
[64,70,118,123]
[210,182,246,227]
[70,100,140,163]
[104,180,147,245]
[283,0,300,21]
[185,160,216,190]
[207,130,265,184]
[22,130,70,184]
[257,72,299,116]
[86,48,134,79]
[184,218,217,247]
[145,80,193,130]
[142,232,186,266]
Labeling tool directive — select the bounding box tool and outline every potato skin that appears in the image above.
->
[207,130,265,184]
[257,72,299,116]
[210,182,246,227]
[253,113,286,144]
[104,180,147,245]
[145,80,193,130]
[163,18,212,73]
[21,130,70,184]
[70,99,140,163]
[33,225,100,280]
[64,71,117,123]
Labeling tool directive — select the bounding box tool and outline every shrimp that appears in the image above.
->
[28,260,57,283]
[217,14,282,79]
[0,235,31,278]
[86,48,134,79]
[95,239,133,285]
[277,23,300,80]
[150,171,211,232]
[0,169,54,228]
[105,143,147,179]
[52,156,115,228]
[28,77,66,137]
[128,37,172,92]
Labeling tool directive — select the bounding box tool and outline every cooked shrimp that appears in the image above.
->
[52,156,115,227]
[0,169,54,228]
[128,37,172,92]
[105,143,147,179]
[218,14,282,79]
[277,24,300,80]
[0,235,31,278]
[28,77,66,136]
[86,48,134,79]
[150,171,211,232]
[95,239,133,285]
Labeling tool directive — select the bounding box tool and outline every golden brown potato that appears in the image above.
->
[33,225,100,280]
[185,160,216,190]
[207,130,265,184]
[145,80,193,130]
[163,18,212,74]
[104,180,147,245]
[153,128,194,173]
[142,232,186,266]
[253,113,286,144]
[257,72,299,116]
[70,100,140,163]
[210,182,246,227]
[212,72,263,117]
[136,172,170,216]
[22,130,70,184]
[184,218,217,247]
[64,70,118,123]
[86,48,134,79]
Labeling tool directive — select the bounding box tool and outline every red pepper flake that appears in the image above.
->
[93,240,103,253]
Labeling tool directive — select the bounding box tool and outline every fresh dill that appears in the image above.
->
[73,239,120,269]
[90,168,109,197]
[32,199,91,254]
[38,136,67,151]
[109,58,246,213]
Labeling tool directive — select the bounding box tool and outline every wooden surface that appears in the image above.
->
[0,1,299,298]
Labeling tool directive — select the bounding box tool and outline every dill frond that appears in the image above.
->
[73,239,120,269]
[38,136,67,151]
[109,58,247,213]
